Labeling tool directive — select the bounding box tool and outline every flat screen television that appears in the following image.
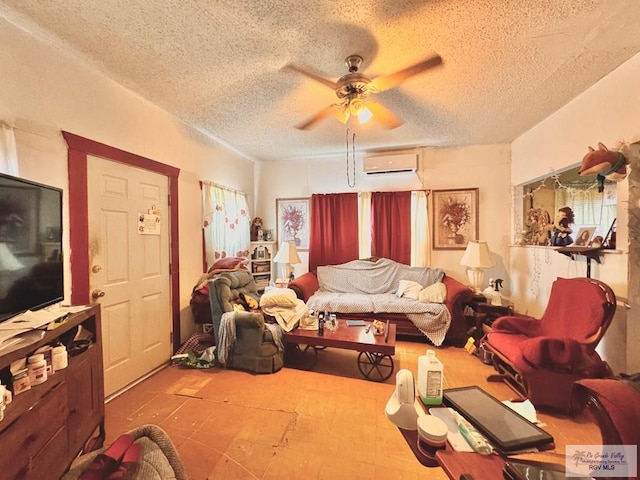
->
[0,172,63,322]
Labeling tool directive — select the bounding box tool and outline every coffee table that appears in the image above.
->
[283,319,397,382]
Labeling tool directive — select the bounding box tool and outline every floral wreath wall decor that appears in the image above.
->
[432,188,479,250]
[276,197,310,251]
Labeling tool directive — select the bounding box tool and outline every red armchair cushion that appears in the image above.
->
[520,336,583,369]
[492,315,542,336]
[489,332,610,376]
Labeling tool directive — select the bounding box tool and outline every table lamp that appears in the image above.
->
[273,241,301,280]
[460,240,495,300]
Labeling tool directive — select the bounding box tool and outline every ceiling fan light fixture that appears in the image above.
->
[288,52,441,130]
[335,106,350,124]
[347,98,372,124]
[358,106,373,124]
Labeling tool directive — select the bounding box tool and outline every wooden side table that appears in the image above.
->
[467,299,514,340]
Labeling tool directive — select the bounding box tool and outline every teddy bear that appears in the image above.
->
[250,217,264,242]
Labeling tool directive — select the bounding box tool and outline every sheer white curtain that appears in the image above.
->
[357,190,430,266]
[201,182,251,270]
[358,192,372,259]
[411,190,429,267]
[0,122,19,176]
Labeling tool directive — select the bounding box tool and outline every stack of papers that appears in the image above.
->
[0,305,90,352]
[0,309,66,331]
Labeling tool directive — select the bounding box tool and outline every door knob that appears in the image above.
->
[91,289,105,299]
[92,265,102,273]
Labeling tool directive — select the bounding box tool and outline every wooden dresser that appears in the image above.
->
[0,304,104,480]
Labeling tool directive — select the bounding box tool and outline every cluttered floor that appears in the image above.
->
[102,339,600,480]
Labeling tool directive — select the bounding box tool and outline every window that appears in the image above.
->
[519,167,617,246]
[201,182,251,269]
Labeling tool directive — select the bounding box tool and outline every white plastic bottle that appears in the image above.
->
[417,349,443,405]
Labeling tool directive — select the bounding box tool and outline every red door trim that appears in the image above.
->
[63,131,182,352]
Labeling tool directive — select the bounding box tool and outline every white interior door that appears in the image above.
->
[87,155,171,396]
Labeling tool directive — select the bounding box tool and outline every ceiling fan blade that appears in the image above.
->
[295,104,342,130]
[370,54,442,92]
[366,101,404,129]
[283,63,337,90]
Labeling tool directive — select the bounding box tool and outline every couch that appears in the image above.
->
[288,258,473,347]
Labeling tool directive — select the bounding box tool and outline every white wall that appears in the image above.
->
[0,18,255,341]
[511,52,640,374]
[424,145,512,291]
[256,144,513,286]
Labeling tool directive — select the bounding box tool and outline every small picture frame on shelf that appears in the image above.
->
[573,226,596,246]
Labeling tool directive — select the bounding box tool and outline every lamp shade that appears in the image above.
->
[273,242,301,265]
[460,241,495,269]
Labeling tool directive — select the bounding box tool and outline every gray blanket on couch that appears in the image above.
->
[317,258,445,294]
[310,258,451,345]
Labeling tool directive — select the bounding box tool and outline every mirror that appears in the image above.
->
[517,165,617,248]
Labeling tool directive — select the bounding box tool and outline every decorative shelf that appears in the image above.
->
[248,241,276,292]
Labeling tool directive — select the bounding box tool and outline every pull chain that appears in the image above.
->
[346,127,356,187]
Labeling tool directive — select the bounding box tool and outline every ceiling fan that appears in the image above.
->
[285,53,442,130]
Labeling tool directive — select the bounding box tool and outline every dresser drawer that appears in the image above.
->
[0,378,68,478]
[27,424,69,480]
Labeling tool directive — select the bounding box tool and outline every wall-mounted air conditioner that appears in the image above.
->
[363,152,419,175]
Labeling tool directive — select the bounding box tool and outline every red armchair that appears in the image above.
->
[483,277,616,412]
[572,375,640,447]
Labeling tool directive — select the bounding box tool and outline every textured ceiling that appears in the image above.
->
[2,0,640,162]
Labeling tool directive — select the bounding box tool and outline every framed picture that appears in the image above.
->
[432,188,479,250]
[276,197,310,251]
[573,226,596,247]
[603,218,616,249]
[0,185,39,255]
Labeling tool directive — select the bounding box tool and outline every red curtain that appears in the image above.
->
[309,193,359,272]
[371,191,411,265]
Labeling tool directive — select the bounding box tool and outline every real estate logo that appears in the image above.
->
[566,445,636,477]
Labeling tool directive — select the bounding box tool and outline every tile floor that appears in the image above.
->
[103,340,600,479]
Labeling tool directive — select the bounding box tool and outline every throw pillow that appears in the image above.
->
[207,256,249,274]
[418,282,447,303]
[260,287,297,308]
[396,280,423,299]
